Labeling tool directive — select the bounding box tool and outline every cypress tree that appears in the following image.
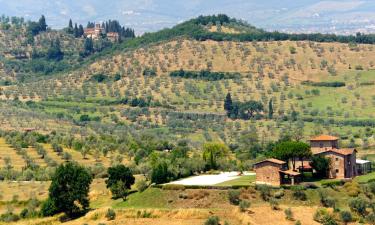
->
[68,19,73,29]
[78,24,84,37]
[268,99,273,119]
[38,15,47,31]
[224,92,233,111]
[74,23,79,37]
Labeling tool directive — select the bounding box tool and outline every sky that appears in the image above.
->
[0,0,374,34]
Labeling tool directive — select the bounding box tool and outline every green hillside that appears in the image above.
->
[0,14,373,177]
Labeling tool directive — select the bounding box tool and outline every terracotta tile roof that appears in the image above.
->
[311,147,332,155]
[310,135,339,141]
[299,164,312,169]
[279,170,301,176]
[313,148,356,156]
[107,32,119,37]
[254,158,286,165]
[330,148,356,155]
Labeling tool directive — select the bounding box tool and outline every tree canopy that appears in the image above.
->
[42,162,92,217]
[106,165,135,189]
[271,141,311,170]
[202,142,230,170]
[106,165,135,200]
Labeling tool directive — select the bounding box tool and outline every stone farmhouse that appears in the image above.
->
[84,24,119,41]
[254,158,301,186]
[255,135,371,186]
[84,23,103,39]
[309,135,357,179]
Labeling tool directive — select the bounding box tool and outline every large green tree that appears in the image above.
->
[237,127,261,160]
[202,142,230,170]
[106,165,135,200]
[310,155,331,178]
[42,162,92,217]
[272,141,311,171]
[151,161,173,184]
[238,100,264,119]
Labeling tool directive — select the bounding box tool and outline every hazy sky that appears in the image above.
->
[0,0,374,33]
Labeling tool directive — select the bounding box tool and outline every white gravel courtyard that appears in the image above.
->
[168,171,255,186]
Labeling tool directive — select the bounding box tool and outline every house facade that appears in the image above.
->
[84,23,104,39]
[310,135,357,179]
[84,24,119,42]
[314,148,357,179]
[310,135,338,149]
[254,158,300,186]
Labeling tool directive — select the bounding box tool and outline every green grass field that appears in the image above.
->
[354,172,375,183]
[215,175,255,186]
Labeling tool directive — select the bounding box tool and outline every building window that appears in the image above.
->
[320,142,323,148]
[336,158,339,161]
[336,169,339,173]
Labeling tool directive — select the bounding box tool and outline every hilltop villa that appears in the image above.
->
[255,135,371,186]
[84,23,104,39]
[84,24,119,41]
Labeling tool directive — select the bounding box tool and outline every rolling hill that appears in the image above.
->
[0,15,373,150]
[0,14,374,225]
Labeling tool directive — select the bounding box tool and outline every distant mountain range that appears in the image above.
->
[1,0,375,34]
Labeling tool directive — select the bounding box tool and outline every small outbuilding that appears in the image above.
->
[356,159,372,175]
[254,158,300,186]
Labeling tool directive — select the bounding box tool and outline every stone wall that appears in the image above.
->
[255,162,282,186]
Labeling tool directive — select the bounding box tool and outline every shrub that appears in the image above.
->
[349,197,367,216]
[256,185,271,201]
[228,189,241,205]
[269,198,279,210]
[109,181,129,200]
[284,208,294,221]
[273,189,284,199]
[344,181,360,197]
[355,65,364,70]
[40,198,58,217]
[105,208,116,220]
[0,212,20,222]
[20,208,29,219]
[367,213,375,225]
[135,179,148,192]
[162,184,185,191]
[303,183,318,189]
[321,180,344,188]
[239,200,250,212]
[340,211,352,225]
[322,214,338,225]
[318,190,336,208]
[291,186,307,201]
[204,216,220,225]
[136,210,153,218]
[295,220,301,225]
[369,181,375,194]
[314,208,329,223]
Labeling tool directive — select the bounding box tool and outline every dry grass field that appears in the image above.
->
[0,138,26,170]
[0,179,328,225]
